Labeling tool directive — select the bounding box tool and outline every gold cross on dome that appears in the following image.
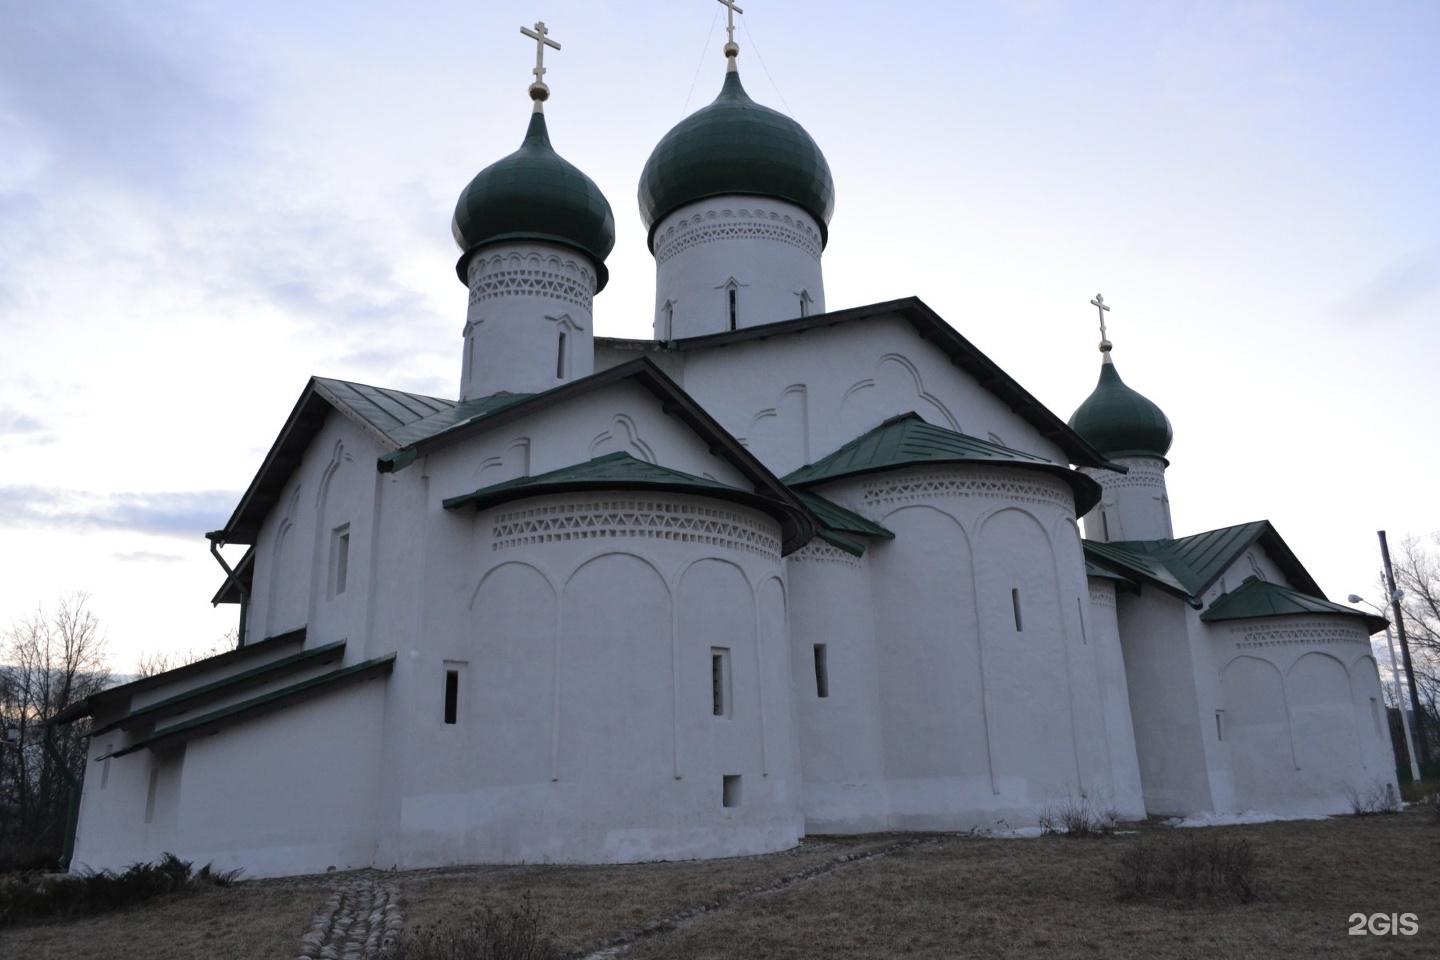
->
[521,21,561,94]
[717,0,744,50]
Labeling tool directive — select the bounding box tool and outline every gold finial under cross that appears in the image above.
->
[521,21,561,103]
[716,0,743,62]
[1090,293,1113,356]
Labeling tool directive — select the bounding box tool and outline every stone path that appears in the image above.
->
[293,873,403,960]
[577,835,930,960]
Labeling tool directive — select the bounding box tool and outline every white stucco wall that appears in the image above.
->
[651,197,825,339]
[460,241,599,399]
[1081,456,1171,542]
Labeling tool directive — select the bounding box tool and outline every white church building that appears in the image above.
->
[56,17,1397,879]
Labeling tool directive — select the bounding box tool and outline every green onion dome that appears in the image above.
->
[453,111,616,290]
[1068,360,1174,460]
[638,70,835,251]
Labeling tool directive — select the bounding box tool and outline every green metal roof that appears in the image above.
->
[1068,359,1173,460]
[782,413,1102,516]
[51,628,307,725]
[638,69,835,249]
[1201,577,1388,634]
[93,642,347,735]
[453,110,615,288]
[312,378,457,440]
[103,654,396,759]
[443,451,814,555]
[793,490,894,541]
[1083,520,1325,608]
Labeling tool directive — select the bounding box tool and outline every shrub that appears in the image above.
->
[1344,780,1402,815]
[0,853,242,928]
[388,894,561,960]
[1112,835,1263,905]
[1038,788,1120,838]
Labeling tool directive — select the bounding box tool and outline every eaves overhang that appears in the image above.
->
[50,628,307,726]
[102,654,395,759]
[442,451,815,556]
[598,297,1122,472]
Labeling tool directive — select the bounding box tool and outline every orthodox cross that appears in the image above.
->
[521,21,561,101]
[717,0,744,58]
[1090,293,1112,354]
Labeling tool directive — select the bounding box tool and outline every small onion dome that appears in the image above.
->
[637,70,835,252]
[1068,360,1174,460]
[452,111,616,289]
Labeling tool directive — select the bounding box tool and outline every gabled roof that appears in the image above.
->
[216,358,804,551]
[596,297,1120,470]
[782,413,1102,516]
[216,377,462,545]
[1082,520,1326,609]
[1201,577,1388,634]
[442,451,815,554]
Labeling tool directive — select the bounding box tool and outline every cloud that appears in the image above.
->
[113,551,185,564]
[0,1,244,197]
[0,408,48,438]
[0,485,238,540]
[1334,250,1440,324]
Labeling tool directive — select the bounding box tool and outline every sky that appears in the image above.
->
[2,0,1438,672]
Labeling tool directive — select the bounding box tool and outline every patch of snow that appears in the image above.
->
[1165,810,1331,828]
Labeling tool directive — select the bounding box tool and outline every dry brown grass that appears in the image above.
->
[0,877,321,960]
[3,812,1436,959]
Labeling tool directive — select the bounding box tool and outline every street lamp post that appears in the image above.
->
[1351,591,1423,784]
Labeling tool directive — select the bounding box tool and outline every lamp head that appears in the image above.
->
[1347,594,1363,603]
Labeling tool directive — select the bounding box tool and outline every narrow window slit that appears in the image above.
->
[1215,710,1225,742]
[813,644,829,698]
[556,331,567,378]
[1011,588,1023,632]
[728,288,738,330]
[711,648,731,717]
[444,670,459,725]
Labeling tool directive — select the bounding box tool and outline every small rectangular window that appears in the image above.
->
[728,288,738,331]
[444,670,459,725]
[1370,697,1382,737]
[722,774,742,808]
[1011,588,1023,632]
[813,644,829,698]
[329,524,351,598]
[100,745,113,789]
[1076,597,1088,644]
[556,331,567,378]
[711,647,731,717]
[1215,710,1225,742]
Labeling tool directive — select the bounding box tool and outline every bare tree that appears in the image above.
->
[1386,536,1440,758]
[133,627,240,678]
[0,593,110,868]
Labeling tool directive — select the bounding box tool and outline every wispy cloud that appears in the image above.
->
[113,551,186,564]
[1334,249,1440,324]
[0,408,49,440]
[0,486,237,539]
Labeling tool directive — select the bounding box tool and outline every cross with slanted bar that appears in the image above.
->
[521,21,560,90]
[1090,293,1111,346]
[717,0,744,47]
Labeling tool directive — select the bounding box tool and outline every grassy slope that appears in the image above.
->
[2,811,1436,959]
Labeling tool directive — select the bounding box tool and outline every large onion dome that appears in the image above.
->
[452,110,616,289]
[1069,360,1174,460]
[637,70,835,251]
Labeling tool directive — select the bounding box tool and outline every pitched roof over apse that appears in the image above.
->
[783,412,1103,517]
[792,489,895,556]
[443,450,814,554]
[596,297,1123,471]
[1200,577,1389,634]
[1082,520,1326,609]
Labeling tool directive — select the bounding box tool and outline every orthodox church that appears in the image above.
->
[56,14,1397,878]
